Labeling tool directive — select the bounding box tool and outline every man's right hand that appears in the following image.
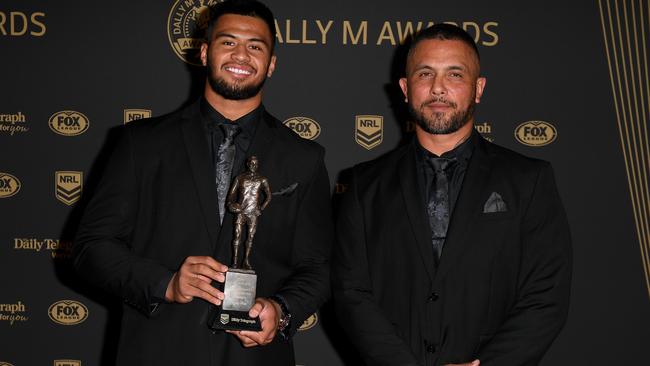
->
[165,256,227,306]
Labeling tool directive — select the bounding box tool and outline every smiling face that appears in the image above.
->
[200,14,276,101]
[399,39,486,135]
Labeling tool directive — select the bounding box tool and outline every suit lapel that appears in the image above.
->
[398,143,436,283]
[180,102,221,249]
[435,136,493,282]
[245,110,275,169]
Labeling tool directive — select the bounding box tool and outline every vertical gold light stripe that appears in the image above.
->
[634,0,650,297]
[599,0,650,298]
[617,1,648,296]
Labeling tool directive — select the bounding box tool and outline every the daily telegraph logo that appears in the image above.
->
[0,112,29,135]
[0,301,29,325]
[298,313,318,331]
[49,111,89,136]
[55,171,83,205]
[515,120,557,147]
[168,0,222,65]
[475,122,494,142]
[355,115,383,150]
[0,173,21,198]
[124,109,152,124]
[283,117,321,140]
[48,300,89,325]
[54,360,81,366]
[14,238,73,259]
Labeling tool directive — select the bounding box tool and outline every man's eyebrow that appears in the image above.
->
[213,32,270,47]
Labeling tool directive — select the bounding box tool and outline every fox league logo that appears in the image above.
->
[0,173,21,198]
[283,117,321,140]
[168,0,222,65]
[48,111,89,136]
[355,115,383,150]
[48,300,89,325]
[55,171,83,205]
[514,121,557,147]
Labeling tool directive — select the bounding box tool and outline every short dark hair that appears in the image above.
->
[407,23,480,62]
[205,0,276,47]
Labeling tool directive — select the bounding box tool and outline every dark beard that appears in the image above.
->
[409,97,475,135]
[206,62,266,100]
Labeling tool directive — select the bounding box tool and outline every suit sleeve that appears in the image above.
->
[332,170,421,366]
[478,163,572,365]
[274,147,334,336]
[73,128,173,316]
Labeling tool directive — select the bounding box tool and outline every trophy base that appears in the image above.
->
[207,268,262,331]
[207,308,262,331]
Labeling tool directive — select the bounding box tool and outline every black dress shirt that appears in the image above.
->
[200,96,261,177]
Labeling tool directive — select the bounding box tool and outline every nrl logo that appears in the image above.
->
[220,313,230,324]
[55,171,83,206]
[355,115,383,150]
[124,109,152,124]
[167,0,222,65]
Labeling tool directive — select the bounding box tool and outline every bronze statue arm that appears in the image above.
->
[260,178,272,211]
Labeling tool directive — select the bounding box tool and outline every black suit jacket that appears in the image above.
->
[333,135,571,366]
[74,100,333,366]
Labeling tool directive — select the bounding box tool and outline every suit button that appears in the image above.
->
[426,344,436,353]
[428,292,439,302]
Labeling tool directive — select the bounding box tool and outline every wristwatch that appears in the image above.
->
[269,295,291,340]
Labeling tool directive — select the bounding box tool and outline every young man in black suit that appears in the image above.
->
[333,24,571,366]
[73,1,333,365]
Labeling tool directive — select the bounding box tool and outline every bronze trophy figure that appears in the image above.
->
[208,156,270,331]
[228,155,271,270]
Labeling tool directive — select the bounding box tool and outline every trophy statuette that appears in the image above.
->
[208,156,271,331]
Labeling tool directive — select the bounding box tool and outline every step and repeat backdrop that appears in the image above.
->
[2,0,650,365]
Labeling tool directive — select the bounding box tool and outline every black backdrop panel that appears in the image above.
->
[2,1,649,365]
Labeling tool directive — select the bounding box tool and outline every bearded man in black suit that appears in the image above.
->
[333,24,571,366]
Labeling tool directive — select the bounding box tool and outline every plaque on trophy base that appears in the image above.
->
[208,269,261,331]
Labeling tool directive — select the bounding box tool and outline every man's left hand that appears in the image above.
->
[227,297,280,347]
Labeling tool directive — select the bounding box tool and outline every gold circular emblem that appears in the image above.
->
[283,117,322,140]
[48,300,89,325]
[298,313,318,331]
[0,173,21,198]
[514,120,557,147]
[167,0,222,65]
[48,111,90,136]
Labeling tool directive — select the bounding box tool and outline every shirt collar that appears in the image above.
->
[415,127,477,165]
[200,96,262,138]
